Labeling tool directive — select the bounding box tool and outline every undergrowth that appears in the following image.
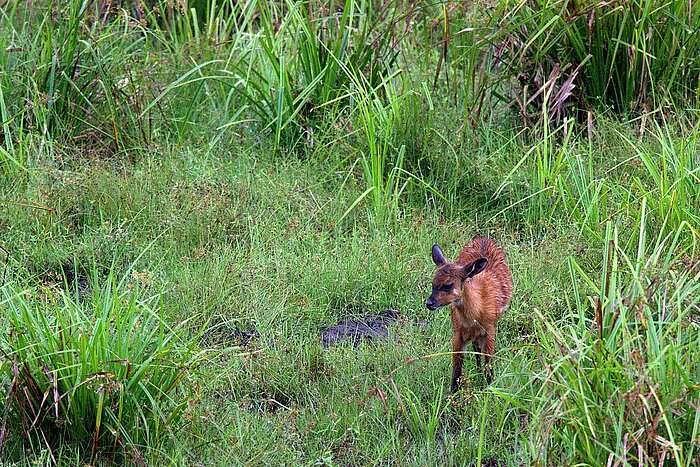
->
[1,0,699,465]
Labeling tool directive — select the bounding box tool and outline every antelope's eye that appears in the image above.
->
[440,283,453,292]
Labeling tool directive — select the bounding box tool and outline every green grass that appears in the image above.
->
[0,267,203,463]
[1,0,699,465]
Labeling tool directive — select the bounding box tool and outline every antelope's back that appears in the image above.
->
[457,237,513,313]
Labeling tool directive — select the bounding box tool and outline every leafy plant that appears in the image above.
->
[0,0,155,158]
[496,0,700,122]
[221,0,402,148]
[513,208,700,465]
[0,268,203,463]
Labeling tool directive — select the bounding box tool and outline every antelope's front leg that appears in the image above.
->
[472,340,482,372]
[451,332,465,393]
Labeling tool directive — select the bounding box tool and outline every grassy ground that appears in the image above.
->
[1,1,699,465]
[0,133,573,465]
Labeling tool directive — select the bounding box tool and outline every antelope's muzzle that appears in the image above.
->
[425,297,439,311]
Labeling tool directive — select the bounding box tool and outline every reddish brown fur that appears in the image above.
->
[425,237,513,392]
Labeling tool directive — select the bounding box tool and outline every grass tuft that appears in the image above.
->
[0,266,203,463]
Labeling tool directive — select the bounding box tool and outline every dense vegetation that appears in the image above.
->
[1,0,699,465]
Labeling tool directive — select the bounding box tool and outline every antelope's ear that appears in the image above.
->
[431,244,447,267]
[461,257,488,281]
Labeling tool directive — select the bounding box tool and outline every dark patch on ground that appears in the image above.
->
[200,320,260,348]
[481,456,504,467]
[35,263,96,299]
[237,392,291,414]
[231,327,260,346]
[320,309,400,348]
[64,272,93,298]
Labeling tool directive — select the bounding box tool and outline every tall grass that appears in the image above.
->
[562,0,700,112]
[343,71,408,221]
[0,268,202,463]
[440,0,700,125]
[508,207,700,465]
[219,0,402,148]
[0,0,161,165]
[623,121,700,237]
[495,115,699,244]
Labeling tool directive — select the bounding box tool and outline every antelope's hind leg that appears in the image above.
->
[480,328,496,384]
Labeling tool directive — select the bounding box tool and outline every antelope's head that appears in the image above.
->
[425,243,487,311]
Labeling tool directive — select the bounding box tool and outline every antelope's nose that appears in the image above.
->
[425,298,437,311]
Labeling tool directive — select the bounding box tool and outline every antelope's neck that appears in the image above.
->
[456,280,480,321]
